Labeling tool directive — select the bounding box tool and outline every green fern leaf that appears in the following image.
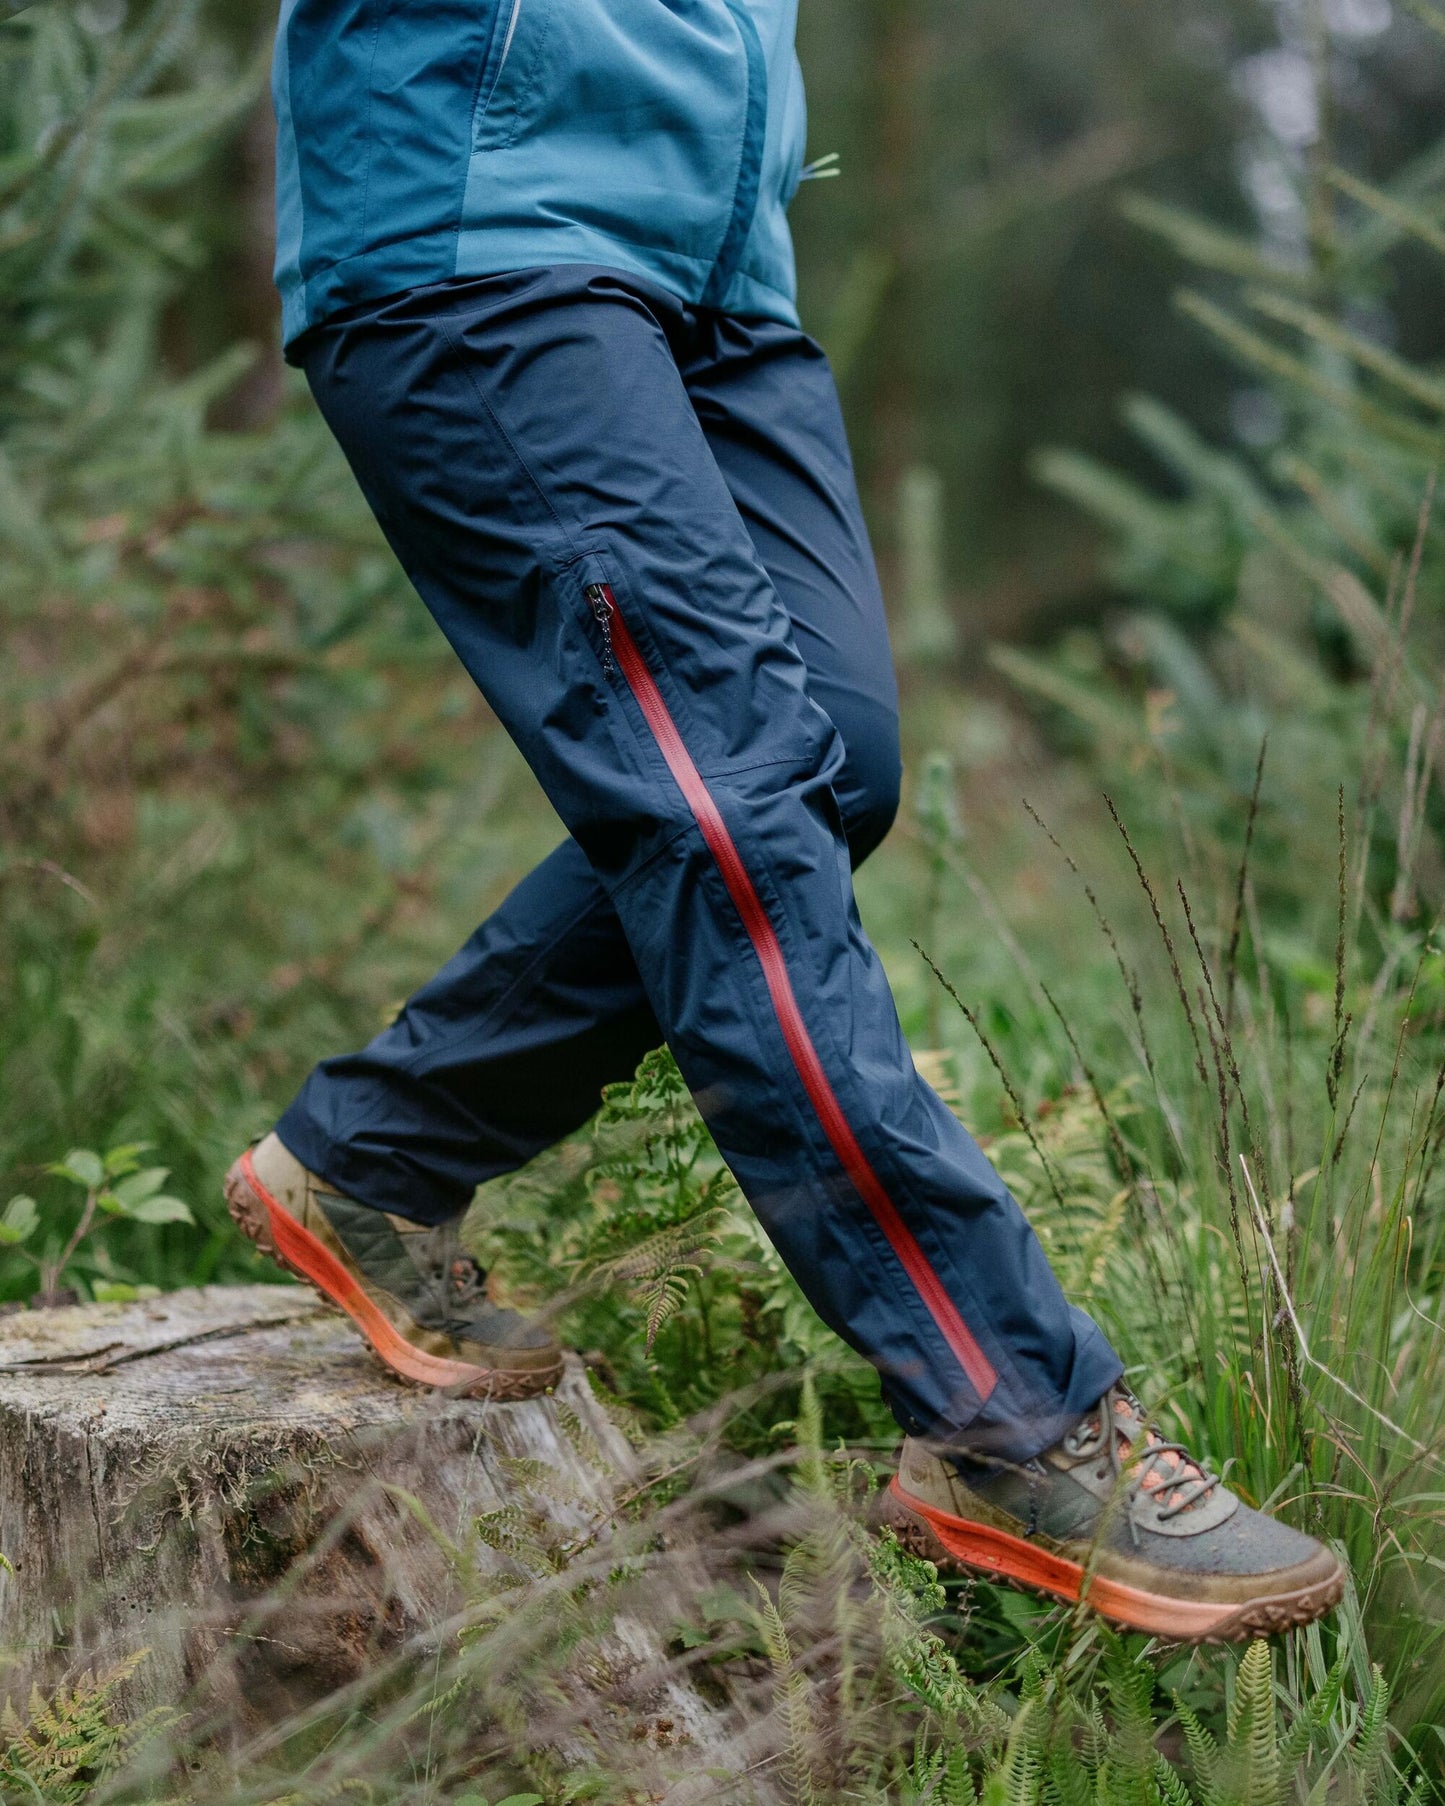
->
[1221,1642,1280,1806]
[1153,1752,1197,1806]
[1173,1698,1220,1806]
[1278,1655,1347,1769]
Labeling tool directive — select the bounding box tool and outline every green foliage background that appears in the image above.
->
[1,0,1443,1799]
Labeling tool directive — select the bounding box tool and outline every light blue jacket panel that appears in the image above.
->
[272,0,808,349]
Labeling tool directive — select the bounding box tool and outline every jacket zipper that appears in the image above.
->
[586,580,999,1401]
[701,0,768,309]
[495,0,523,82]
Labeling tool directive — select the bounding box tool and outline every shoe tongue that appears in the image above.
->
[1108,1394,1207,1511]
[446,1252,486,1306]
[388,1221,486,1323]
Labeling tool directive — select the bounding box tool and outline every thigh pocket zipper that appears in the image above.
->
[585,582,615,676]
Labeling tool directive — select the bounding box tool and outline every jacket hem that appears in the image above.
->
[281,232,800,351]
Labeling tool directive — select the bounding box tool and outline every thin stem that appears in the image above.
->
[911,939,1069,1211]
[1224,735,1267,1032]
[42,1187,99,1296]
[1105,794,1208,1086]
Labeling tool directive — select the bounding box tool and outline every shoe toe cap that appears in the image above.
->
[1102,1497,1344,1604]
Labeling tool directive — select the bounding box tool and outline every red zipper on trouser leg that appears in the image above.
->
[585,583,998,1401]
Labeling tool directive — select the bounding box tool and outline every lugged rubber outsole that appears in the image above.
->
[881,1478,1345,1644]
[224,1150,563,1402]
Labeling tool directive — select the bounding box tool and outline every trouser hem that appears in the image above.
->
[272,1098,470,1226]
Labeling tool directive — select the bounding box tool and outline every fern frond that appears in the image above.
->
[473,1502,555,1571]
[941,1743,981,1806]
[594,1206,726,1285]
[1350,1664,1392,1792]
[1041,1717,1093,1806]
[1103,1631,1158,1744]
[993,1699,1044,1806]
[750,1575,820,1806]
[1221,1642,1280,1806]
[0,1650,175,1805]
[1020,1648,1049,1706]
[587,1200,728,1350]
[1172,1698,1220,1806]
[641,1262,699,1348]
[1083,1701,1111,1781]
[1153,1752,1197,1806]
[1278,1654,1347,1769]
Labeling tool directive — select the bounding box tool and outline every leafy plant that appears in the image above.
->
[0,1652,175,1804]
[3,1141,190,1305]
[1019,19,1445,910]
[575,1048,740,1351]
[471,1045,896,1448]
[927,1631,1409,1806]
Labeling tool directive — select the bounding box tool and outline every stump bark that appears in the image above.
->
[0,1283,737,1781]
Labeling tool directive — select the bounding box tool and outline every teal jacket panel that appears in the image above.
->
[272,0,808,349]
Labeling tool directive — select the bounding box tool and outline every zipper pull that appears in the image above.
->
[798,151,841,182]
[585,582,615,675]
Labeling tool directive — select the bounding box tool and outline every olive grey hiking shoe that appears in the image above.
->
[882,1384,1344,1642]
[225,1133,564,1400]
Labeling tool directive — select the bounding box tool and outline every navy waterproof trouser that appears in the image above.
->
[276,266,1122,1455]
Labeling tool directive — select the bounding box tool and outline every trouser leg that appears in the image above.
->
[283,266,1121,1455]
[278,840,660,1219]
[278,311,901,1221]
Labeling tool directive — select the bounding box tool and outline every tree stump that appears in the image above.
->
[0,1284,742,1784]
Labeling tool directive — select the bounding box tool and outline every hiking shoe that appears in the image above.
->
[882,1385,1344,1642]
[225,1133,564,1400]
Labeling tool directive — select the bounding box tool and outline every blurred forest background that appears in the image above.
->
[3,0,1445,1799]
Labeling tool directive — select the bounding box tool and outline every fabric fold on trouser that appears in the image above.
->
[276,265,1122,1459]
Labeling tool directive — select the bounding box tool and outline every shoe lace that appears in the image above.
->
[406,1221,488,1327]
[446,1252,487,1308]
[1063,1384,1220,1523]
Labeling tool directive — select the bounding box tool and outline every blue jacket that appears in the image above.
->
[272,0,808,350]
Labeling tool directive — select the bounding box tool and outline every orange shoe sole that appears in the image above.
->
[225,1149,562,1401]
[882,1477,1344,1643]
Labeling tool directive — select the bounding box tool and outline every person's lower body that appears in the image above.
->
[225,264,1344,1639]
[239,264,1119,1453]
